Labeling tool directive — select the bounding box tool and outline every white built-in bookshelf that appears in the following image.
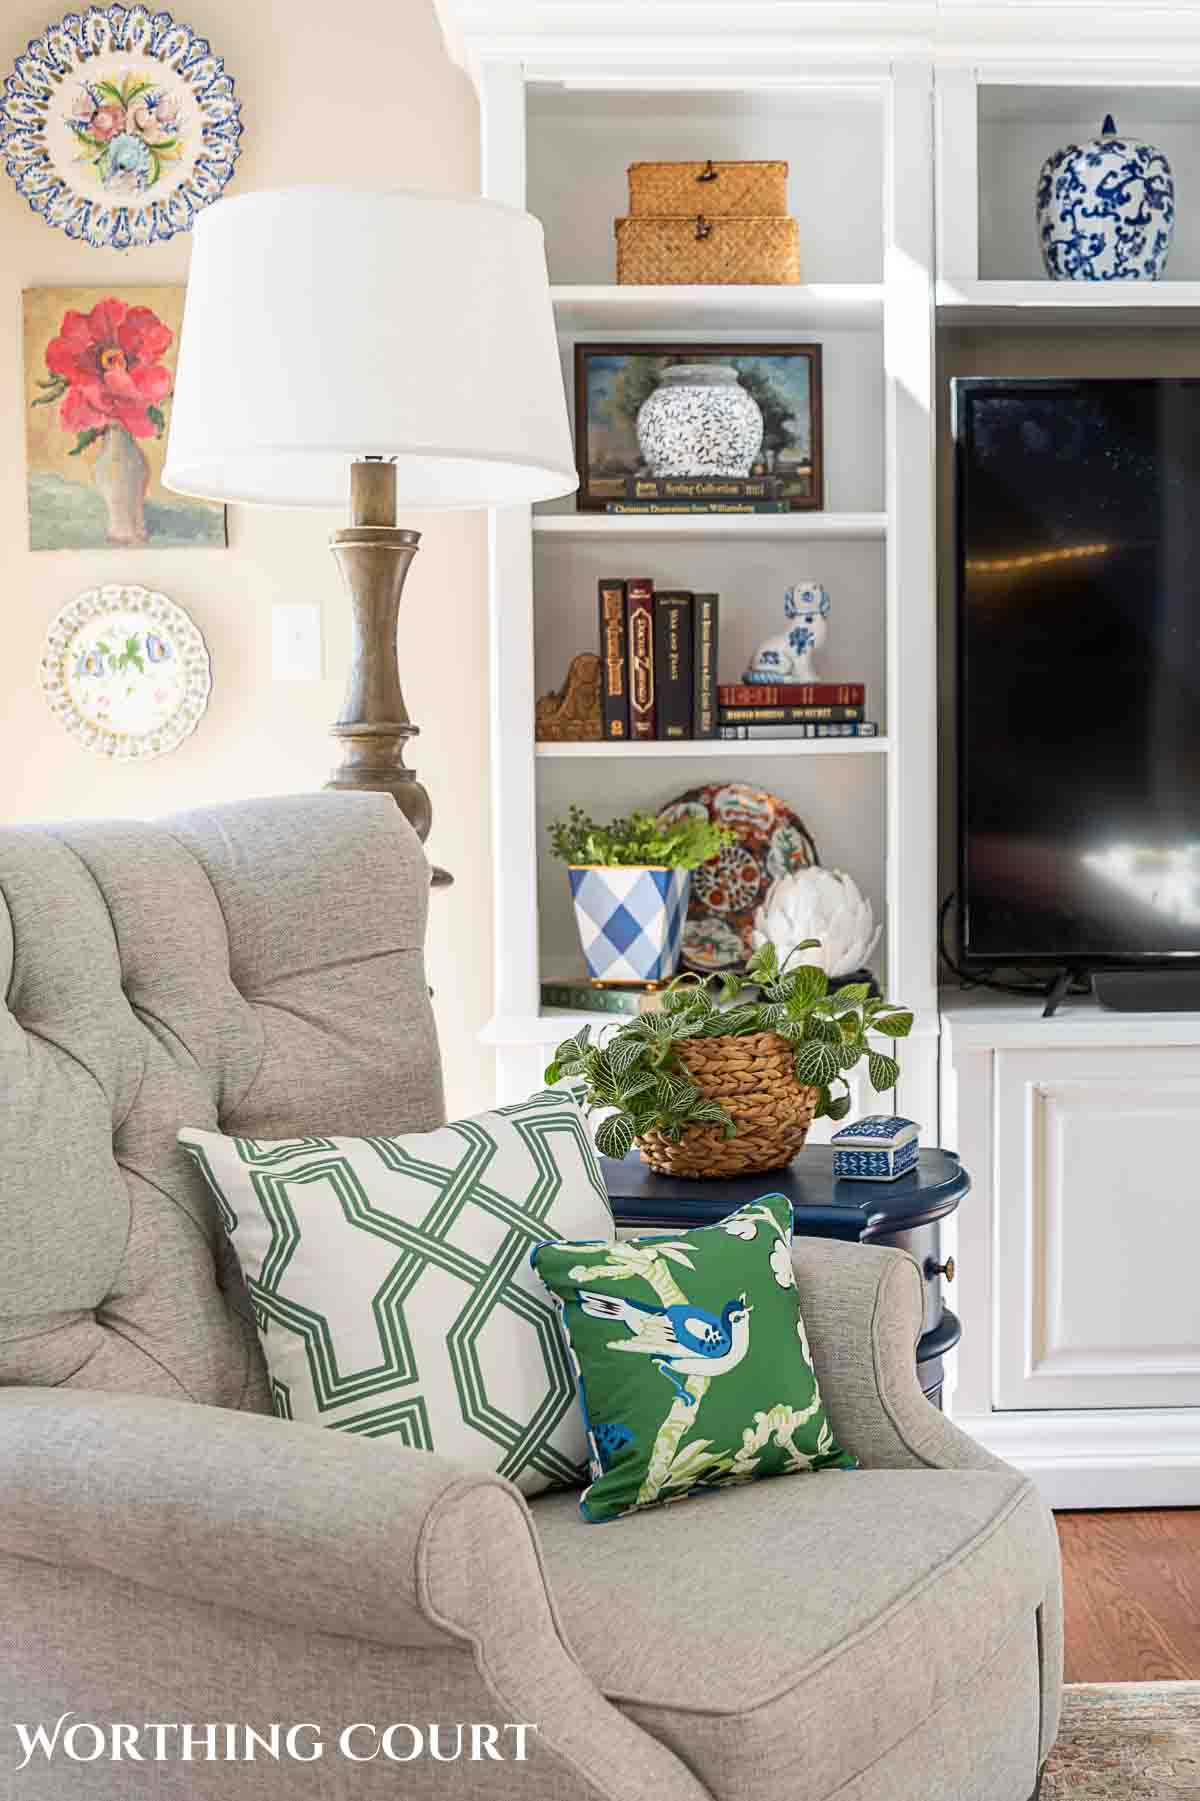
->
[431,2,1200,1123]
[440,38,940,1128]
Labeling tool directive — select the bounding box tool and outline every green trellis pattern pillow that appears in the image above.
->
[531,1192,856,1523]
[178,1090,614,1497]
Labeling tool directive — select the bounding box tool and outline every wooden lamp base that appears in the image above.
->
[325,459,451,886]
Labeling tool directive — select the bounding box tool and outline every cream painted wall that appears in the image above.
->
[0,0,496,1118]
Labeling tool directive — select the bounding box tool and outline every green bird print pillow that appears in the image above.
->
[531,1192,856,1523]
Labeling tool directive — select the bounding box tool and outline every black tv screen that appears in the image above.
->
[954,378,1200,967]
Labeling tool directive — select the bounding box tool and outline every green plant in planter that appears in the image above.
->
[548,804,731,868]
[545,941,914,1161]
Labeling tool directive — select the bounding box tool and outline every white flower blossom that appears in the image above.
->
[720,1218,758,1240]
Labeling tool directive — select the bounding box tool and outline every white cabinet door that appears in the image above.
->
[994,1047,1200,1410]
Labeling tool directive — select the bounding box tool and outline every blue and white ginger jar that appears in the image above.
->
[1037,114,1174,281]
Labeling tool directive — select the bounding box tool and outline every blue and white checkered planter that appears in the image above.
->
[568,865,691,985]
[831,1116,920,1183]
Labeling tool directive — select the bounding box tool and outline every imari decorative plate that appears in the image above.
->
[658,782,819,973]
[1,5,242,247]
[40,583,211,758]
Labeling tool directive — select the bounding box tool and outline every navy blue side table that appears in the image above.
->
[600,1146,965,1410]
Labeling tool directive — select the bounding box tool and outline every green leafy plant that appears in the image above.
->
[545,941,914,1162]
[547,804,731,869]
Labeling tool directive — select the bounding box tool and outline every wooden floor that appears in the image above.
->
[1057,1509,1200,1683]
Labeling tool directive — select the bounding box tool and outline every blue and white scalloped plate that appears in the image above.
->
[41,583,211,759]
[1,5,242,247]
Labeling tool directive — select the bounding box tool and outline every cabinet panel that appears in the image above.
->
[994,1048,1200,1410]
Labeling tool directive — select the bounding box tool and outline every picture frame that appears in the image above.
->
[572,342,823,512]
[23,286,226,551]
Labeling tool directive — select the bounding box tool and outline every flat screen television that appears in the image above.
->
[954,377,1200,971]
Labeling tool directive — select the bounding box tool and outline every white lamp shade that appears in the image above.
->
[163,186,577,510]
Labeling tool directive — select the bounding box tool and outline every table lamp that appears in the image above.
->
[163,186,577,881]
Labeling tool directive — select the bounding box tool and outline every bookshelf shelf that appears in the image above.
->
[481,1013,619,1049]
[551,283,885,335]
[536,737,890,759]
[937,279,1200,327]
[532,511,888,542]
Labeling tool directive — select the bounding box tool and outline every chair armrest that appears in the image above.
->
[791,1237,1011,1475]
[0,1389,712,1801]
[0,1388,531,1650]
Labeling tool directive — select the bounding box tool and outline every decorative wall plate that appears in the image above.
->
[658,782,819,973]
[41,583,211,758]
[1,6,242,247]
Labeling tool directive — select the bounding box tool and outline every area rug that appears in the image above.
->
[1042,1683,1200,1798]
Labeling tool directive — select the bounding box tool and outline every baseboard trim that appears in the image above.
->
[952,1409,1200,1508]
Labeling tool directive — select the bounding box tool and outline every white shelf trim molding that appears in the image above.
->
[536,737,890,759]
[551,283,885,334]
[533,512,888,541]
[938,279,1200,326]
[437,5,1200,84]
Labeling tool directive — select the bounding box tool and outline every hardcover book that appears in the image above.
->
[624,476,783,501]
[626,578,656,740]
[719,721,879,739]
[597,578,629,741]
[540,981,664,1017]
[692,593,719,740]
[653,590,693,739]
[718,682,866,707]
[719,703,863,724]
[606,501,789,514]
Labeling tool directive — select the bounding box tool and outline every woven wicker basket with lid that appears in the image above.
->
[637,1029,820,1178]
[628,159,788,217]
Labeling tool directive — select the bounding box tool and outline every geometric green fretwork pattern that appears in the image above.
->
[179,1090,614,1497]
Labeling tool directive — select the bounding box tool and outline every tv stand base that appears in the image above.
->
[1041,969,1074,1018]
[1093,969,1200,1013]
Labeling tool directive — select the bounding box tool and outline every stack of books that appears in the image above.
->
[598,577,720,741]
[605,476,790,516]
[598,579,877,742]
[717,681,876,740]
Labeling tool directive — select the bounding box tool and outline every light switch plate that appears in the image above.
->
[271,603,322,681]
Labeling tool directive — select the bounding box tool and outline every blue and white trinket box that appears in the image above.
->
[831,1116,920,1182]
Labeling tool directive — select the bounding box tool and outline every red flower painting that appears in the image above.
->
[41,297,173,442]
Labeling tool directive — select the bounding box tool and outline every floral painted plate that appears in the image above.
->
[41,583,211,759]
[658,782,819,973]
[1,5,242,247]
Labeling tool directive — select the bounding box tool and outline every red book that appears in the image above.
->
[626,578,656,740]
[717,681,865,707]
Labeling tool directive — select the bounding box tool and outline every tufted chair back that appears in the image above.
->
[0,793,445,1414]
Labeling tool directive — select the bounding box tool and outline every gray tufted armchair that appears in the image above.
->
[1,794,1062,1800]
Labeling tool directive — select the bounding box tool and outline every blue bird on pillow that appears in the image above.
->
[576,1290,753,1406]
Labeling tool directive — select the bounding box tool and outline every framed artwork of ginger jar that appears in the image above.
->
[573,343,823,511]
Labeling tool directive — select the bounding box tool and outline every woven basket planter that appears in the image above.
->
[637,1030,820,1179]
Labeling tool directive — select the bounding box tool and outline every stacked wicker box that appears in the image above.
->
[615,159,799,285]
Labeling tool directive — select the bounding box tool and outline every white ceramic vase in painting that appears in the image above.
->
[636,364,764,478]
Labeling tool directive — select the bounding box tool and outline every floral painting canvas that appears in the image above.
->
[23,286,225,551]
